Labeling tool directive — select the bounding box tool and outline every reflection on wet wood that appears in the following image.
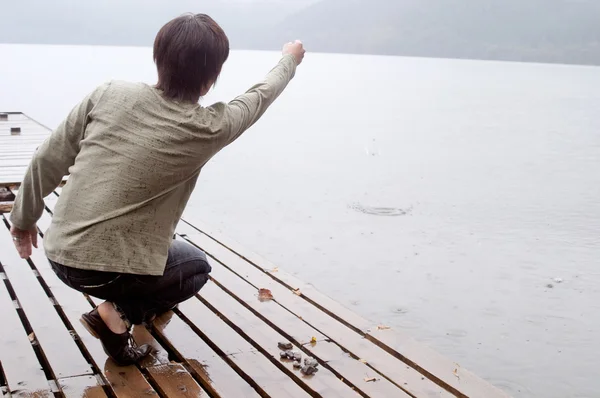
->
[87,295,170,369]
[197,272,409,398]
[196,283,364,398]
[147,363,206,397]
[0,218,94,379]
[178,298,312,398]
[152,311,261,398]
[58,376,108,398]
[0,250,51,396]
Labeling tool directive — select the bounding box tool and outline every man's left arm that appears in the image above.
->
[10,83,109,257]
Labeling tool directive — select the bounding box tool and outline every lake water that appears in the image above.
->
[1,44,599,398]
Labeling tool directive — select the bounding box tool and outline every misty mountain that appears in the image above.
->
[252,0,600,65]
[1,0,599,66]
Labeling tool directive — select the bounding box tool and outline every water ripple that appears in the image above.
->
[348,202,412,217]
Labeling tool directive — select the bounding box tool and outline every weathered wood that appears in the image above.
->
[198,281,376,398]
[178,220,372,332]
[178,297,313,398]
[0,189,15,202]
[90,294,210,398]
[0,113,56,186]
[0,216,94,380]
[178,224,509,398]
[146,363,207,397]
[58,376,108,398]
[190,252,410,398]
[41,187,505,397]
[179,232,452,398]
[0,257,51,397]
[151,311,261,398]
[0,202,13,213]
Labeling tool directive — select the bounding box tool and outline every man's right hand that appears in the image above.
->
[283,40,306,65]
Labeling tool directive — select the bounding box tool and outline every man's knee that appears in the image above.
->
[168,239,211,274]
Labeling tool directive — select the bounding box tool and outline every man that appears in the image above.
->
[10,13,305,365]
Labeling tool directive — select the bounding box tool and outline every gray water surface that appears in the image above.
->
[1,44,599,398]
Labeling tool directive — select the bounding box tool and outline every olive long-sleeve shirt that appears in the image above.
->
[10,54,297,275]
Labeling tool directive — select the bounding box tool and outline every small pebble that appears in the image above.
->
[293,352,302,362]
[278,342,293,350]
[293,361,302,369]
[546,283,554,289]
[554,278,563,283]
[304,358,318,367]
[301,365,319,375]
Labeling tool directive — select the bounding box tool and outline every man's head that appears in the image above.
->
[154,13,229,103]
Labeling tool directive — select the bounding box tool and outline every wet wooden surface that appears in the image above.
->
[0,113,59,186]
[1,112,510,398]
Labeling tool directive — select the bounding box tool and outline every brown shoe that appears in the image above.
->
[80,307,151,366]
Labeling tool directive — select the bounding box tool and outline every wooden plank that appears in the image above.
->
[90,293,211,398]
[191,254,410,398]
[365,329,511,398]
[152,311,261,398]
[0,216,94,379]
[0,259,51,397]
[178,220,372,332]
[179,221,508,398]
[30,211,159,398]
[146,363,206,397]
[198,281,390,398]
[179,232,452,398]
[178,298,312,398]
[58,376,108,398]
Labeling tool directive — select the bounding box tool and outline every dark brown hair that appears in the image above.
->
[154,13,229,102]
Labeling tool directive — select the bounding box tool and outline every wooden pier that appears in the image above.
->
[0,112,510,397]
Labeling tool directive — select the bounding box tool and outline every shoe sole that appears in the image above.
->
[79,316,100,339]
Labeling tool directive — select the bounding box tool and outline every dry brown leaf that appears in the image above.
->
[364,377,378,383]
[358,359,367,364]
[293,288,302,296]
[258,288,273,301]
[377,325,391,330]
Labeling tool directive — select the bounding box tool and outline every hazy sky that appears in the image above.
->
[2,0,598,65]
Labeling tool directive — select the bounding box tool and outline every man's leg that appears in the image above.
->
[113,239,212,325]
[51,240,211,365]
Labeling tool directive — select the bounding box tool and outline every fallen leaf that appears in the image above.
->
[293,288,302,296]
[310,336,317,344]
[28,332,35,342]
[364,377,378,383]
[269,267,279,273]
[258,288,273,301]
[377,325,391,330]
[358,359,367,364]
